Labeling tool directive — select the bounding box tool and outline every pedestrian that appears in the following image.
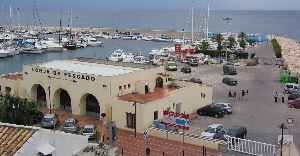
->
[241,89,245,97]
[246,89,249,95]
[233,91,237,98]
[281,95,285,103]
[228,91,232,97]
[273,91,278,103]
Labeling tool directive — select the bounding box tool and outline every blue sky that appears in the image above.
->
[3,0,300,11]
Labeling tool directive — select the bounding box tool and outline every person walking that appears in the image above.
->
[282,93,285,103]
[228,91,232,97]
[273,91,278,103]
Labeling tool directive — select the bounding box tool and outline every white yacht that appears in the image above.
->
[122,53,135,63]
[86,37,103,47]
[21,42,45,54]
[109,49,125,62]
[134,55,148,64]
[0,48,19,58]
[41,39,63,52]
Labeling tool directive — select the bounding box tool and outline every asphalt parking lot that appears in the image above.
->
[174,43,300,154]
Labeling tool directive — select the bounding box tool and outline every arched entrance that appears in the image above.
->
[155,77,164,88]
[31,84,46,104]
[81,94,100,117]
[54,89,72,112]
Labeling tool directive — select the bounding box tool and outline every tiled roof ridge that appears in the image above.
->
[0,122,40,131]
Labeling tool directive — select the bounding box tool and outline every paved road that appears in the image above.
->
[175,43,300,155]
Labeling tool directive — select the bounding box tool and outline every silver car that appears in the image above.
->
[63,118,78,133]
[41,114,58,129]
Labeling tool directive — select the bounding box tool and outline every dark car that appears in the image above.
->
[213,126,247,140]
[190,78,202,84]
[197,105,226,118]
[222,77,238,86]
[188,57,199,66]
[288,98,300,109]
[181,66,192,73]
[288,93,300,101]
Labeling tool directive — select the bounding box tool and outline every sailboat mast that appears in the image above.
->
[206,0,210,40]
[191,7,194,42]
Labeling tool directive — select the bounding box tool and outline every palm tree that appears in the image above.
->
[200,40,209,52]
[215,33,224,52]
[228,36,236,49]
[238,32,247,49]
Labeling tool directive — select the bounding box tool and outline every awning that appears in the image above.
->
[37,143,55,155]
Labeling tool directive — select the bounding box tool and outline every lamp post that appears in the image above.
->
[48,76,52,114]
[279,123,288,156]
[133,101,137,138]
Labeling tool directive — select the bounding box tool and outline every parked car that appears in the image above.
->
[41,114,58,129]
[166,61,178,71]
[82,124,96,140]
[188,57,199,66]
[214,103,232,114]
[197,105,226,118]
[201,124,225,138]
[223,64,237,75]
[222,77,238,86]
[214,126,247,140]
[181,66,192,73]
[63,118,78,133]
[284,83,300,94]
[190,78,203,84]
[288,93,300,101]
[288,98,300,109]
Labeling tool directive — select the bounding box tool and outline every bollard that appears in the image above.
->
[146,147,150,156]
[182,150,184,156]
[163,152,165,156]
[121,148,123,156]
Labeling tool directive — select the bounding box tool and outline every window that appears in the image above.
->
[128,84,131,89]
[119,86,122,90]
[124,85,127,89]
[126,113,136,129]
[154,111,158,120]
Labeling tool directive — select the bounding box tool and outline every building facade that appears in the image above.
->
[0,58,213,132]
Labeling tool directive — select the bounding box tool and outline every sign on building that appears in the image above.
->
[161,110,191,130]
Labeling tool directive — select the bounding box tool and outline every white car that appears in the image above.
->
[82,124,96,139]
[214,103,232,114]
[201,124,225,138]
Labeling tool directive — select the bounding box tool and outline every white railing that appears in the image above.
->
[225,135,277,156]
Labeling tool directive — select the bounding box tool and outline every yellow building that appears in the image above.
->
[0,58,213,132]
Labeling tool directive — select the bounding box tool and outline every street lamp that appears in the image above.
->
[279,123,288,156]
[133,101,137,138]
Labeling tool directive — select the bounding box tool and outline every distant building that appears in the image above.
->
[0,122,89,156]
[0,58,213,133]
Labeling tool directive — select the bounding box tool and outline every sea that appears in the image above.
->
[0,10,300,74]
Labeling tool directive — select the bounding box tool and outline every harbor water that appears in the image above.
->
[0,40,171,74]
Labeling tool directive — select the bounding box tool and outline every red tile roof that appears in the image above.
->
[2,73,23,81]
[0,125,35,156]
[119,87,176,104]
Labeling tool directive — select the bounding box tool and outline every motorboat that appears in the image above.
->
[0,48,19,58]
[134,55,148,64]
[122,53,135,63]
[109,49,125,62]
[86,37,103,47]
[63,40,77,50]
[41,39,63,52]
[21,45,44,54]
[142,36,154,41]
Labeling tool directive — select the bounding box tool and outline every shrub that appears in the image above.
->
[271,39,282,58]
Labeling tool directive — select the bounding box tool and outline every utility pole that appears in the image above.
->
[207,0,210,40]
[133,101,137,138]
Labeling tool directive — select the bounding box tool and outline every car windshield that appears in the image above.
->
[64,122,74,127]
[83,128,94,133]
[205,127,216,133]
[42,118,53,122]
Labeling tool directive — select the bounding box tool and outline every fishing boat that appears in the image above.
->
[63,39,77,50]
[0,48,19,58]
[42,39,63,52]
